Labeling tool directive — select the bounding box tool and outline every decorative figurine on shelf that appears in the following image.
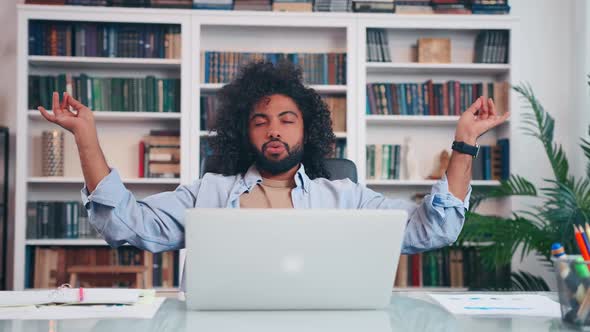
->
[403,136,420,180]
[427,150,450,180]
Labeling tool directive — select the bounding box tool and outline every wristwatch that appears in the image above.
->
[452,140,479,159]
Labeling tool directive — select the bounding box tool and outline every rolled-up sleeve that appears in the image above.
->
[357,173,471,254]
[80,168,200,253]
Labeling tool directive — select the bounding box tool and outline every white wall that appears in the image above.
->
[509,0,584,290]
[0,0,586,290]
[572,0,590,178]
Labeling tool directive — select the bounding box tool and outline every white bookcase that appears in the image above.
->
[357,15,517,209]
[14,4,518,290]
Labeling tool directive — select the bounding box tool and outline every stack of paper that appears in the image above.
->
[428,293,561,318]
[0,289,165,320]
[0,288,144,306]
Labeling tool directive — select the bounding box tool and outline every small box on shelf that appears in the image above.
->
[417,38,451,64]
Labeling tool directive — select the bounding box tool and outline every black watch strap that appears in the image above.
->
[452,141,479,158]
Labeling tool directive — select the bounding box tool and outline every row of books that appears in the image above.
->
[201,51,347,85]
[50,0,349,11]
[366,139,510,182]
[29,20,181,58]
[366,81,509,116]
[330,140,347,159]
[366,28,391,62]
[26,0,510,14]
[200,94,346,132]
[26,246,179,289]
[139,130,181,178]
[471,0,510,15]
[394,247,511,289]
[474,139,509,181]
[324,96,347,132]
[315,0,351,12]
[29,74,181,113]
[370,0,508,14]
[474,30,509,64]
[366,144,401,180]
[26,201,93,239]
[26,0,192,6]
[235,0,271,11]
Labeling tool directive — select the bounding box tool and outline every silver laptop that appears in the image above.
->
[184,208,408,311]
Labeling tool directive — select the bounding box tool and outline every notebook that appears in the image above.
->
[0,288,149,307]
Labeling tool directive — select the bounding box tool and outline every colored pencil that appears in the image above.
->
[580,225,590,257]
[574,225,590,261]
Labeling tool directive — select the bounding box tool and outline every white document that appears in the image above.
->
[0,288,145,307]
[428,293,561,318]
[0,297,165,320]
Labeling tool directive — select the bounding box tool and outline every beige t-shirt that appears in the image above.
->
[240,177,295,208]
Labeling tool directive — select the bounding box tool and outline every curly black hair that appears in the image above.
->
[209,60,336,180]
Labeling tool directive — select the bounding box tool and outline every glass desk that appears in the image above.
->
[0,291,577,332]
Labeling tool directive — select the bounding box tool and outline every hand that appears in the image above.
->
[38,92,96,138]
[454,96,510,145]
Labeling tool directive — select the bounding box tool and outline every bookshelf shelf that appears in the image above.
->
[365,179,501,186]
[366,115,510,127]
[28,55,182,70]
[366,115,460,126]
[27,177,180,185]
[25,239,112,246]
[200,83,347,94]
[365,62,510,75]
[28,111,181,121]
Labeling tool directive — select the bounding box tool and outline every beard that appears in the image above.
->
[253,139,304,175]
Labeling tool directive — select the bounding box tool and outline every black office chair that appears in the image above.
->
[200,156,358,183]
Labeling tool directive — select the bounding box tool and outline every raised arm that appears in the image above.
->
[447,96,510,200]
[38,92,109,192]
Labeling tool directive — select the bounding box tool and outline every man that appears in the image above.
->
[38,60,509,255]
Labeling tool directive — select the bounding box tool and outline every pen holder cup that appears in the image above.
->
[553,256,590,329]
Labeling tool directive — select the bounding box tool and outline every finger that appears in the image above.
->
[52,92,62,116]
[66,94,87,112]
[466,97,483,115]
[487,98,497,117]
[38,106,56,123]
[480,97,490,120]
[60,92,68,111]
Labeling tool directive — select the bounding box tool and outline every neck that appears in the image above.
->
[258,163,301,181]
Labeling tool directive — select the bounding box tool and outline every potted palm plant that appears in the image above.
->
[457,82,590,291]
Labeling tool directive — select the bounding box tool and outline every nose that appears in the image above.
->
[268,130,280,139]
[267,123,281,139]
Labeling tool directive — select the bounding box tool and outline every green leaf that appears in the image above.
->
[457,212,552,267]
[470,175,538,210]
[510,270,550,291]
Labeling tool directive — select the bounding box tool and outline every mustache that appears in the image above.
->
[262,138,290,153]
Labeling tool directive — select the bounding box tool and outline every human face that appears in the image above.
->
[248,94,304,174]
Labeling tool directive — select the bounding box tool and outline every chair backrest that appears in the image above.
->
[200,156,358,183]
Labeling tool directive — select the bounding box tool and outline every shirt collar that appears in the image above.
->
[243,163,310,193]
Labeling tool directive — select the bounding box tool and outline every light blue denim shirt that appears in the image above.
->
[81,163,471,256]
